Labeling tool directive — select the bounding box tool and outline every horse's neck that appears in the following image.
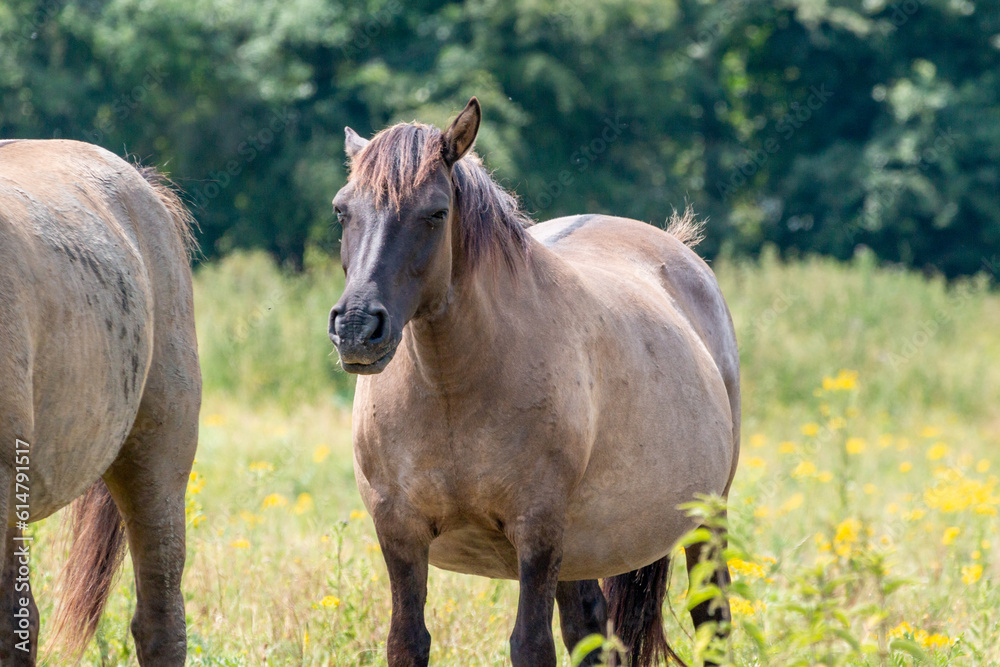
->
[403,255,530,392]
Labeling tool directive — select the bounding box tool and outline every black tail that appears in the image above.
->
[602,556,686,667]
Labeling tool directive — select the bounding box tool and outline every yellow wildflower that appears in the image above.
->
[977,459,991,473]
[778,441,797,454]
[319,596,341,608]
[261,493,288,509]
[962,563,983,584]
[187,471,205,495]
[899,461,913,473]
[747,456,766,469]
[817,471,834,483]
[728,558,766,579]
[845,437,866,454]
[204,413,226,427]
[822,369,858,391]
[780,493,804,513]
[729,598,755,615]
[248,461,274,473]
[801,422,820,437]
[834,518,861,557]
[921,633,952,650]
[294,493,314,515]
[749,433,767,448]
[864,483,877,495]
[920,426,942,438]
[350,509,367,520]
[230,538,250,549]
[313,445,331,463]
[792,461,817,478]
[925,471,1000,514]
[927,442,950,461]
[941,527,960,545]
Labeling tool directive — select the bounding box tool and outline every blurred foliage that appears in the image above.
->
[1,0,998,275]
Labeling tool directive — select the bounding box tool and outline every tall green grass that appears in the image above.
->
[194,245,1000,424]
[32,247,1000,665]
[193,247,354,408]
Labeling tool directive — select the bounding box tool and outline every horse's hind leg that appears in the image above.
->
[0,526,39,666]
[556,580,606,666]
[0,366,35,664]
[684,527,732,665]
[103,367,199,666]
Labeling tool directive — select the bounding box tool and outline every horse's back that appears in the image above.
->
[0,140,193,520]
[532,214,739,415]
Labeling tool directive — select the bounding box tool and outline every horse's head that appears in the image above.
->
[329,98,481,374]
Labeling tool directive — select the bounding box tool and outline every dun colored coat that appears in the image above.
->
[329,99,740,667]
[0,140,199,666]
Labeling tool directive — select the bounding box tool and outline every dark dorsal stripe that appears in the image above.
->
[543,214,596,246]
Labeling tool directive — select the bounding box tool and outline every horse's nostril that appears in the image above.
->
[329,306,343,342]
[368,308,389,344]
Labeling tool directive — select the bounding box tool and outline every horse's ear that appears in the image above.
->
[442,97,481,167]
[344,127,369,159]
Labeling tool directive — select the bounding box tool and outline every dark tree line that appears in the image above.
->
[1,0,997,276]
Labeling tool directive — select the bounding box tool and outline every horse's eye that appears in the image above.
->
[427,209,448,225]
[335,207,347,224]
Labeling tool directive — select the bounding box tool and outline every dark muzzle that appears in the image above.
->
[328,303,396,373]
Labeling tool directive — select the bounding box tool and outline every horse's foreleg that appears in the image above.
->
[685,527,732,666]
[556,580,607,667]
[104,406,197,667]
[375,519,432,667]
[510,519,564,667]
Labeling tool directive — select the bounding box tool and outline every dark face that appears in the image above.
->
[329,97,481,374]
[328,170,454,374]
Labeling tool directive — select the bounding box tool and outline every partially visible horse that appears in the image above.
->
[0,140,200,665]
[329,98,740,666]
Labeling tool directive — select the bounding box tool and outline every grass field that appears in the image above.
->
[29,247,1000,666]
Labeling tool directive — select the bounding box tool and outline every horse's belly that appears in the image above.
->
[429,526,519,579]
[424,492,708,582]
[558,494,703,580]
[557,430,733,579]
